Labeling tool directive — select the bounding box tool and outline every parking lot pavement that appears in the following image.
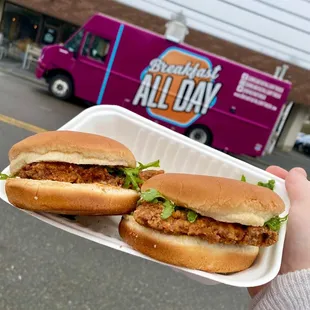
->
[237,148,310,176]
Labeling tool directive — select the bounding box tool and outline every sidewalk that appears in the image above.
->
[0,57,44,85]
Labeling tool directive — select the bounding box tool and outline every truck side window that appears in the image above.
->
[64,29,84,53]
[82,33,110,63]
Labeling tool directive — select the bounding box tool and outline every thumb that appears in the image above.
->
[285,168,308,204]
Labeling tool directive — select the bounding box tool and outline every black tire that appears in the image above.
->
[48,74,73,100]
[297,143,304,153]
[184,125,213,146]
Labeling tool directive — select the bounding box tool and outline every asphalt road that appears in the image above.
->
[238,148,310,176]
[0,73,251,310]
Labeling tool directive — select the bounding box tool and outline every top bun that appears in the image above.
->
[141,173,285,226]
[9,131,136,175]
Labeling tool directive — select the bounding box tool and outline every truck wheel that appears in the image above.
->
[185,125,212,146]
[48,75,73,100]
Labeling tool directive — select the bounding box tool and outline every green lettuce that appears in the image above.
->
[257,179,275,191]
[241,174,276,191]
[161,200,175,220]
[141,188,175,220]
[187,210,198,223]
[141,188,164,202]
[140,188,199,222]
[0,173,13,180]
[265,215,288,231]
[119,160,160,191]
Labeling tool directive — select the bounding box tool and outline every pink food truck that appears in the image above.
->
[36,13,292,157]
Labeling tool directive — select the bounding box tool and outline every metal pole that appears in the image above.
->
[279,64,289,80]
[274,66,282,78]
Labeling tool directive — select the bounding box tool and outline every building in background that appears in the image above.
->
[0,0,309,152]
[0,1,78,54]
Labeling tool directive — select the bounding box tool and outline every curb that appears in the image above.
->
[0,66,45,87]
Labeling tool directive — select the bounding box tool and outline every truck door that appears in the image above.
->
[72,32,111,104]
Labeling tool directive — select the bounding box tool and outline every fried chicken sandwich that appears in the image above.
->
[3,131,163,215]
[119,173,287,274]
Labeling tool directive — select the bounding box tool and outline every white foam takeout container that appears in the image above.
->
[0,105,289,287]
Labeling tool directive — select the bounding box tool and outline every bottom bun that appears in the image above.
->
[119,215,259,274]
[5,178,139,215]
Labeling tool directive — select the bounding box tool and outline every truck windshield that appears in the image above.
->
[64,29,84,53]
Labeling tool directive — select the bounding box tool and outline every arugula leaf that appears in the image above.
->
[241,175,247,182]
[161,200,175,220]
[257,179,275,191]
[137,160,160,170]
[265,215,288,232]
[122,169,143,191]
[187,210,198,223]
[0,173,11,180]
[140,188,176,220]
[240,174,275,190]
[120,160,160,191]
[141,188,200,223]
[141,188,164,202]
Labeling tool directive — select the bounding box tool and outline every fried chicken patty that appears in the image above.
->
[133,202,278,247]
[17,162,164,187]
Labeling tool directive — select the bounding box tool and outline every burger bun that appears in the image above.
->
[9,131,136,175]
[119,215,259,274]
[5,178,139,215]
[141,173,285,226]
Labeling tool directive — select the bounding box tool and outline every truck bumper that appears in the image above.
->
[35,61,46,79]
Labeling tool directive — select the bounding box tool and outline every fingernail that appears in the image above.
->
[292,167,307,177]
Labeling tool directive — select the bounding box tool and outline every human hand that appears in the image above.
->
[248,165,310,297]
